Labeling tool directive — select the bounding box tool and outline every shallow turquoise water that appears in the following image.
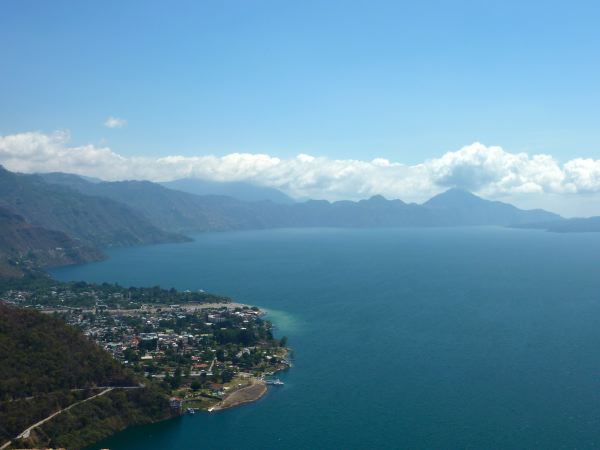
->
[52,227,600,449]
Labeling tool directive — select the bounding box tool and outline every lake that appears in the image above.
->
[51,227,600,449]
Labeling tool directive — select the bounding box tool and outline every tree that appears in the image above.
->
[169,367,183,389]
[221,369,234,383]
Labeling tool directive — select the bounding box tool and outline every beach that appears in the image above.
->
[209,380,267,412]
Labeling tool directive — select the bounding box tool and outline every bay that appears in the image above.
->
[51,227,600,449]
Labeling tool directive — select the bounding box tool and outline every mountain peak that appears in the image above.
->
[439,187,477,197]
[424,188,482,208]
[367,194,388,202]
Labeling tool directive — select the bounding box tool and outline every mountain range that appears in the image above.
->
[0,206,102,273]
[161,178,294,204]
[0,165,575,274]
[0,167,185,248]
[38,171,560,229]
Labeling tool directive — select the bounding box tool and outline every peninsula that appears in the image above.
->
[0,274,291,449]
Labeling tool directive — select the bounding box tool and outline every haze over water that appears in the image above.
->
[52,227,600,449]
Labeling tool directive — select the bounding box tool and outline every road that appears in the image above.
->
[208,357,217,373]
[0,385,144,450]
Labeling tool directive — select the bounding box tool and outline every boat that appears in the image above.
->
[187,408,196,414]
[265,378,284,386]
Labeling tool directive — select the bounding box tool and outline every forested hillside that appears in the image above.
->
[0,303,171,449]
[0,166,186,248]
[40,170,563,232]
[0,206,103,275]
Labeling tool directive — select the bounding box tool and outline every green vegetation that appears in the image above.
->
[21,386,169,450]
[0,206,103,276]
[0,273,230,309]
[0,303,173,449]
[0,275,290,449]
[0,165,186,251]
[52,301,291,408]
[0,304,134,398]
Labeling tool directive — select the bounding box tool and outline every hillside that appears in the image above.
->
[45,177,257,232]
[0,206,103,274]
[38,175,436,230]
[0,303,171,449]
[39,171,562,232]
[423,188,562,225]
[162,177,295,203]
[0,166,187,248]
[40,173,288,232]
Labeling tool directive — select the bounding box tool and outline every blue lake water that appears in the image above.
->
[51,227,600,449]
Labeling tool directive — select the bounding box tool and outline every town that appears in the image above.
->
[0,278,291,412]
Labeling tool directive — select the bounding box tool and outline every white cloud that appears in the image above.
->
[1,130,600,216]
[104,116,127,128]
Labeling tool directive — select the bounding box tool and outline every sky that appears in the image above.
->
[1,0,600,216]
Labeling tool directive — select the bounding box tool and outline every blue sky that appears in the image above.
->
[1,1,600,216]
[2,0,600,161]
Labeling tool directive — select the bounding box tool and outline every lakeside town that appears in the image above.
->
[0,279,291,413]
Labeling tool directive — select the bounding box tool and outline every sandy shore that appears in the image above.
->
[208,381,267,412]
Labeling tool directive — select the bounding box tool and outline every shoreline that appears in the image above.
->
[191,346,291,413]
[207,380,268,412]
[12,253,291,446]
[37,301,252,315]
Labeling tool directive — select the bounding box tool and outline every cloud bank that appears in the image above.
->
[1,130,600,215]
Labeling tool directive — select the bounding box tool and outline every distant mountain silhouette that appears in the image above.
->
[423,188,561,225]
[0,206,103,274]
[0,166,186,249]
[39,171,562,231]
[162,178,294,204]
[0,165,571,274]
[40,173,271,232]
